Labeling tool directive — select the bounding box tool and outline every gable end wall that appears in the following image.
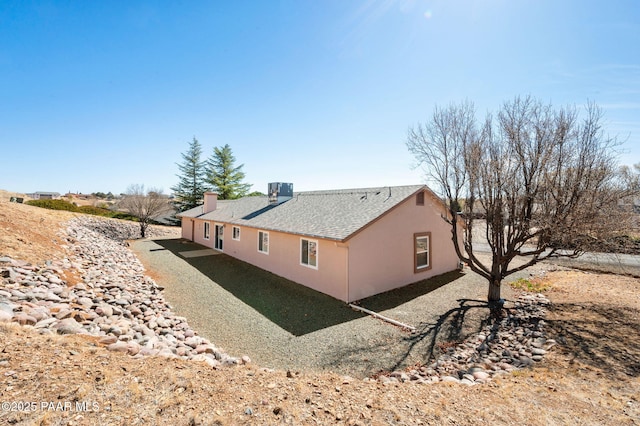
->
[346,194,459,302]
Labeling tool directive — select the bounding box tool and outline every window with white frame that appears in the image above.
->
[258,231,269,254]
[203,222,210,240]
[300,238,318,268]
[232,226,241,241]
[414,232,431,272]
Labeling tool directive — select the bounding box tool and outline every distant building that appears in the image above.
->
[26,191,61,200]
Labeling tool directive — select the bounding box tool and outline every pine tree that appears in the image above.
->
[171,137,208,211]
[206,144,251,200]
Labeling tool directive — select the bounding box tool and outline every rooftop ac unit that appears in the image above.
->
[268,182,293,205]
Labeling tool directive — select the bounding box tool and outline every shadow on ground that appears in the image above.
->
[398,298,492,368]
[336,297,500,374]
[152,238,465,338]
[546,303,640,378]
[358,270,464,310]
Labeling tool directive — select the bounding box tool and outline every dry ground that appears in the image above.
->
[0,191,78,266]
[1,196,639,425]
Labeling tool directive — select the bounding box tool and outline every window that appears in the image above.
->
[416,191,425,205]
[214,224,223,251]
[301,238,318,269]
[232,226,241,241]
[414,232,431,272]
[203,222,210,240]
[258,231,269,254]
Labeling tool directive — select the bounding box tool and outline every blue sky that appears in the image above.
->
[1,1,639,195]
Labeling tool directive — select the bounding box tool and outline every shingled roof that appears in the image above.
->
[178,185,428,241]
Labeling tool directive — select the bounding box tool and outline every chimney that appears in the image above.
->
[204,192,218,213]
[268,183,293,205]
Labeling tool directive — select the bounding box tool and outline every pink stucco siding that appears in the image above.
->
[185,219,213,248]
[346,192,459,301]
[181,218,194,241]
[222,226,349,301]
[179,189,461,303]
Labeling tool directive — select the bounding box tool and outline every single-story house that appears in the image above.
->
[177,183,461,303]
[26,191,61,200]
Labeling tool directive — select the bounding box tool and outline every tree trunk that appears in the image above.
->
[488,278,501,302]
[140,222,146,238]
[487,278,504,317]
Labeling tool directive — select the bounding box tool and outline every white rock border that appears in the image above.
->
[0,216,245,368]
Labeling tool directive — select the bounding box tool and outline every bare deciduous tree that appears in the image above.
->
[119,184,174,238]
[407,96,638,306]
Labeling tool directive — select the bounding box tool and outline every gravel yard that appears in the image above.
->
[130,237,539,378]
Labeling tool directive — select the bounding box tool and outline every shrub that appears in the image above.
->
[27,199,146,224]
[76,206,139,221]
[110,212,139,221]
[509,277,551,293]
[77,205,112,216]
[26,199,79,212]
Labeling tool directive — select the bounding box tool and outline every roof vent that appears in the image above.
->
[268,182,293,205]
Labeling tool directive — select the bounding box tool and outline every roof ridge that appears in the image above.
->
[295,184,424,195]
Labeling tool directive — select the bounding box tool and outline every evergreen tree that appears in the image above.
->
[206,144,251,200]
[171,137,208,211]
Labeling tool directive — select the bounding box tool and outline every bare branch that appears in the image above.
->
[119,185,174,238]
[407,96,637,302]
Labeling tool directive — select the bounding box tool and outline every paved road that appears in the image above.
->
[549,251,640,276]
[472,243,640,277]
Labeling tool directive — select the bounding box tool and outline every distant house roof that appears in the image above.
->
[25,191,61,199]
[178,185,433,241]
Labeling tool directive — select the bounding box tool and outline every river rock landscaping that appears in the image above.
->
[1,215,555,385]
[0,216,241,368]
[378,293,554,385]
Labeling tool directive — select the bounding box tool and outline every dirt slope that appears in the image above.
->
[0,196,77,265]
[0,198,639,425]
